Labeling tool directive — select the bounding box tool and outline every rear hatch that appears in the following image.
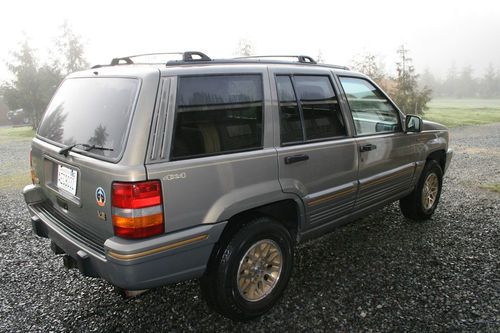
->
[30,68,159,253]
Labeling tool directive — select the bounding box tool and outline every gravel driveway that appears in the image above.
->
[0,124,498,332]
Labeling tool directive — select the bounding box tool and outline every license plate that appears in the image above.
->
[57,165,78,195]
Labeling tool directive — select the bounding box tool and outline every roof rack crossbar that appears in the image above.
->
[234,55,317,64]
[182,51,211,62]
[95,51,212,68]
[110,57,134,66]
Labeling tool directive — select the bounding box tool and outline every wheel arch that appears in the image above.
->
[426,149,447,172]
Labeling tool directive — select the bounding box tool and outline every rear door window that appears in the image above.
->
[37,77,139,160]
[276,76,303,144]
[171,75,264,160]
[276,75,346,145]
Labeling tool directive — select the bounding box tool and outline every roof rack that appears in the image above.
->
[234,55,317,64]
[92,51,212,68]
[91,51,350,70]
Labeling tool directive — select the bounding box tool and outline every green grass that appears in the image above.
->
[424,99,500,128]
[0,171,31,191]
[480,183,500,194]
[0,126,35,142]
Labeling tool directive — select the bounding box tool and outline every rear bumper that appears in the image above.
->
[24,184,226,290]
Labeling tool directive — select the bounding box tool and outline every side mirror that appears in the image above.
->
[405,115,422,133]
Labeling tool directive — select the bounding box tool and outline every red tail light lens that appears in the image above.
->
[29,150,36,184]
[112,180,164,239]
[112,181,162,209]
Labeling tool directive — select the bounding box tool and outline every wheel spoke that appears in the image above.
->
[237,239,283,302]
[239,271,252,279]
[267,250,279,262]
[247,282,257,298]
[240,279,252,293]
[421,172,440,210]
[263,278,274,287]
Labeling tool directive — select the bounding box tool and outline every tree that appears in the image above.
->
[419,68,439,97]
[351,53,385,82]
[442,63,458,97]
[55,21,88,75]
[350,52,389,92]
[0,39,62,128]
[480,64,498,98]
[317,49,324,63]
[456,66,476,98]
[392,45,431,115]
[1,23,88,128]
[235,38,255,57]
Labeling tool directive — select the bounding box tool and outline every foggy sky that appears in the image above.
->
[0,0,499,80]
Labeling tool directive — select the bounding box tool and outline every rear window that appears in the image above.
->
[37,77,139,160]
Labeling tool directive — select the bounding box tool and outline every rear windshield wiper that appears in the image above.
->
[58,143,114,156]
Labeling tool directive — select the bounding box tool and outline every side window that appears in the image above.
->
[339,77,401,135]
[276,75,346,145]
[171,75,263,159]
[294,76,346,140]
[276,76,303,143]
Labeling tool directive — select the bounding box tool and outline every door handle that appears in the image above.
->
[360,144,377,152]
[284,154,309,164]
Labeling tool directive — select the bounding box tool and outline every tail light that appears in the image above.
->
[112,180,164,239]
[29,149,36,184]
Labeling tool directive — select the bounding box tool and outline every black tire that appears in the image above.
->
[400,160,443,220]
[200,217,294,321]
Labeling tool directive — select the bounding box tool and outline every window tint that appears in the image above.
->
[294,76,346,140]
[276,76,303,143]
[37,78,139,160]
[172,75,263,159]
[276,75,346,144]
[339,77,401,135]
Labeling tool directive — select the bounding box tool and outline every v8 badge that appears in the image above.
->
[97,210,107,221]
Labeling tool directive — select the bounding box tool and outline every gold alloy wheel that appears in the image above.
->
[237,239,283,302]
[422,173,439,210]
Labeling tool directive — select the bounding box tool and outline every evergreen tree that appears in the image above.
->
[480,63,498,98]
[317,49,324,63]
[420,68,439,97]
[392,45,431,115]
[1,23,88,128]
[235,38,255,57]
[457,66,476,98]
[443,63,458,97]
[0,39,62,128]
[55,21,89,75]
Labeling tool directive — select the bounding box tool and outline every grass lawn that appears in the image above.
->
[480,183,500,194]
[0,171,31,191]
[0,126,35,143]
[424,98,500,128]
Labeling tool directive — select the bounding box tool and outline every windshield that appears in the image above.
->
[37,77,139,160]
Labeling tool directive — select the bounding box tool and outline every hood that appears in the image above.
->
[422,119,448,131]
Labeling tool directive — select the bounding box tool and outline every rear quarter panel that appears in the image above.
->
[146,66,286,233]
